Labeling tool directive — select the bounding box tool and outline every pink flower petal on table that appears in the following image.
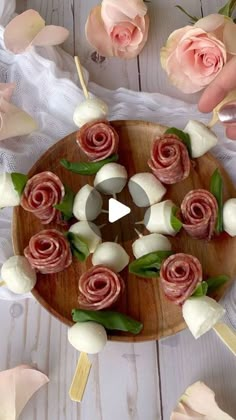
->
[0,365,49,419]
[31,25,69,46]
[194,14,224,32]
[85,5,114,57]
[4,10,45,53]
[0,99,38,141]
[0,83,15,101]
[223,21,236,55]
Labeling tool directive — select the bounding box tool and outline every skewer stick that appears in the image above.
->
[134,228,143,238]
[213,323,236,357]
[74,56,89,99]
[0,280,6,287]
[69,351,92,402]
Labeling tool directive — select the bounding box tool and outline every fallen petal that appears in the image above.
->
[223,21,236,55]
[32,25,69,46]
[0,99,38,141]
[4,9,45,53]
[194,14,224,32]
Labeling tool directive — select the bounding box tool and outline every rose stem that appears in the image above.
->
[74,56,89,99]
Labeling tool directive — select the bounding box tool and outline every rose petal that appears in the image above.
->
[4,10,45,53]
[194,14,224,32]
[31,25,69,46]
[160,26,193,70]
[0,99,38,141]
[116,14,149,58]
[0,365,49,419]
[0,83,15,101]
[223,21,236,55]
[85,5,114,57]
[102,0,147,23]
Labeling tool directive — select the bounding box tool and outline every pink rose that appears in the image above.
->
[161,25,227,93]
[85,0,149,59]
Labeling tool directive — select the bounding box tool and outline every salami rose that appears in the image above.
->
[24,229,72,274]
[181,189,218,240]
[21,171,65,224]
[160,253,202,305]
[76,120,119,161]
[148,134,190,184]
[78,265,125,310]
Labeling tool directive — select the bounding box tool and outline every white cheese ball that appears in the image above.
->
[0,173,21,208]
[92,242,129,272]
[69,221,102,253]
[73,184,103,221]
[223,198,236,236]
[73,98,108,127]
[182,296,225,339]
[1,255,36,294]
[184,120,218,158]
[144,200,176,236]
[68,321,107,354]
[128,173,166,207]
[132,233,171,259]
[94,163,128,195]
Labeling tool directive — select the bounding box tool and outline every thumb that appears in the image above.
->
[198,56,236,113]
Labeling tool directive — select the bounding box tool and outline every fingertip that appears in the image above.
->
[226,126,236,140]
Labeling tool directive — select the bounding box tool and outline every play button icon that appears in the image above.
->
[108,198,131,223]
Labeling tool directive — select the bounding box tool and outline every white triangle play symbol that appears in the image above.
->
[108,198,131,223]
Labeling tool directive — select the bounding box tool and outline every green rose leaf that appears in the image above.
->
[54,184,75,221]
[129,250,173,278]
[67,232,90,262]
[11,173,28,196]
[206,275,229,294]
[171,206,183,232]
[165,127,192,157]
[192,281,208,297]
[218,0,236,17]
[60,154,119,175]
[72,309,143,335]
[210,168,223,234]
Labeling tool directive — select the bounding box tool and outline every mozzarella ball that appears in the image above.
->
[128,173,166,207]
[69,221,102,253]
[73,184,103,221]
[184,120,218,158]
[0,173,21,208]
[92,242,129,272]
[223,198,236,236]
[132,233,171,259]
[68,321,107,354]
[73,98,108,127]
[144,200,176,236]
[94,163,128,195]
[1,255,36,294]
[182,296,225,339]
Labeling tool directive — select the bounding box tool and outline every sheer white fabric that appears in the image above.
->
[0,1,235,330]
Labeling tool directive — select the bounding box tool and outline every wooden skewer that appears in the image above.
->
[213,322,236,357]
[74,56,89,99]
[69,352,92,402]
[0,280,6,287]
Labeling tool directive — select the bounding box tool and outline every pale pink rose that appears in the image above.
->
[85,0,149,59]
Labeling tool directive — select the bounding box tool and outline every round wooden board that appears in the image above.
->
[12,120,236,342]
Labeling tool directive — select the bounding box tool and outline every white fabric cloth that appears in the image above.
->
[0,1,235,331]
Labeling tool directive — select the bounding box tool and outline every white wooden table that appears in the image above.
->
[0,1,235,419]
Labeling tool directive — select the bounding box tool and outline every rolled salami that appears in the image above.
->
[21,171,65,224]
[160,253,202,305]
[181,189,218,240]
[78,265,125,310]
[24,229,72,274]
[76,120,119,161]
[148,134,190,184]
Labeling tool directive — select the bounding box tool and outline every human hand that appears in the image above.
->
[198,56,236,140]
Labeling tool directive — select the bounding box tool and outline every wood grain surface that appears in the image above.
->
[12,120,236,342]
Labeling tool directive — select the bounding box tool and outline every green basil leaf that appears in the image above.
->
[192,281,208,297]
[171,206,183,232]
[72,309,143,335]
[206,275,229,294]
[218,0,236,16]
[67,232,90,261]
[54,184,75,221]
[210,168,223,233]
[11,173,28,196]
[165,127,192,157]
[129,250,173,278]
[175,5,199,22]
[60,154,119,175]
